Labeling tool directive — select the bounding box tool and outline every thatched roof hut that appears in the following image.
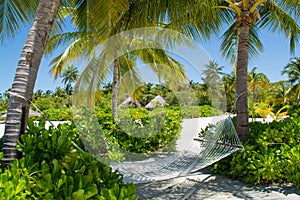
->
[119,96,141,108]
[145,95,167,110]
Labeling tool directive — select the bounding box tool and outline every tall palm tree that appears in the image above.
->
[247,67,269,104]
[202,60,224,84]
[202,60,225,110]
[282,57,300,101]
[217,0,300,141]
[2,0,61,168]
[223,72,236,111]
[61,65,79,107]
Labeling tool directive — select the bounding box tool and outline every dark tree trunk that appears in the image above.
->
[2,0,60,168]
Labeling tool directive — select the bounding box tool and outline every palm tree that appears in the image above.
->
[217,0,300,142]
[47,0,189,119]
[223,72,236,112]
[61,65,79,107]
[53,87,67,98]
[247,67,269,104]
[33,89,43,100]
[282,57,300,102]
[2,0,61,168]
[44,89,53,97]
[202,60,225,109]
[102,82,113,95]
[267,81,289,105]
[202,60,224,84]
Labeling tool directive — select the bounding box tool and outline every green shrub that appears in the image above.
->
[210,116,300,188]
[75,106,182,161]
[100,107,182,154]
[0,119,137,199]
[181,105,222,118]
[43,107,73,121]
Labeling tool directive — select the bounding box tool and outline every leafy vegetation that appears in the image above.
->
[209,114,300,189]
[77,106,182,161]
[0,119,137,199]
[180,105,223,118]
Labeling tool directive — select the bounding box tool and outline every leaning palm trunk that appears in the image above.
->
[2,0,60,168]
[236,19,250,142]
[112,59,119,119]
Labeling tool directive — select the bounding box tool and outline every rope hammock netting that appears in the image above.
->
[111,115,243,183]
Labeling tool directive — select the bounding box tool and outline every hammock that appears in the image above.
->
[111,115,243,183]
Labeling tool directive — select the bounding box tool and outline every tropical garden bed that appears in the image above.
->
[209,108,300,189]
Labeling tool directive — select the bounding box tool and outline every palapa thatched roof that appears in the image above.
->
[145,95,167,109]
[119,96,141,108]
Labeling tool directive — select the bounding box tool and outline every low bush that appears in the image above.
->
[75,106,182,161]
[100,107,182,154]
[209,116,300,189]
[180,105,222,119]
[43,107,73,121]
[0,119,137,199]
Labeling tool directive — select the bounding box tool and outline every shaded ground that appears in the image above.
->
[136,168,300,200]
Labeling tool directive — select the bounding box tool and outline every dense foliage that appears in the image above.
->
[76,106,182,161]
[180,105,223,118]
[209,115,300,189]
[0,120,137,199]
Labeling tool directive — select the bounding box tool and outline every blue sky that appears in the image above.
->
[0,23,298,93]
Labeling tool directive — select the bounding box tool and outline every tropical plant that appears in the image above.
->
[269,104,290,121]
[282,57,300,102]
[202,60,225,110]
[211,116,300,189]
[247,67,269,104]
[2,0,61,168]
[223,72,236,111]
[267,81,290,107]
[0,119,137,199]
[255,101,272,120]
[0,0,38,43]
[61,65,79,107]
[247,67,269,118]
[48,0,189,119]
[202,60,224,84]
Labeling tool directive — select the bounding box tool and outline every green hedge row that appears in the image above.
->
[180,105,222,119]
[74,107,182,161]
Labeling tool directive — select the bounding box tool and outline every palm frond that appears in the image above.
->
[0,0,38,43]
[220,22,263,65]
[165,0,229,42]
[49,36,96,79]
[45,31,86,55]
[258,1,300,54]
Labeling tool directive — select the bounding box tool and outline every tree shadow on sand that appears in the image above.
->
[135,168,300,200]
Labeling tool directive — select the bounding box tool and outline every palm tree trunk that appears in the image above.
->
[2,0,60,168]
[236,22,250,142]
[112,59,119,119]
